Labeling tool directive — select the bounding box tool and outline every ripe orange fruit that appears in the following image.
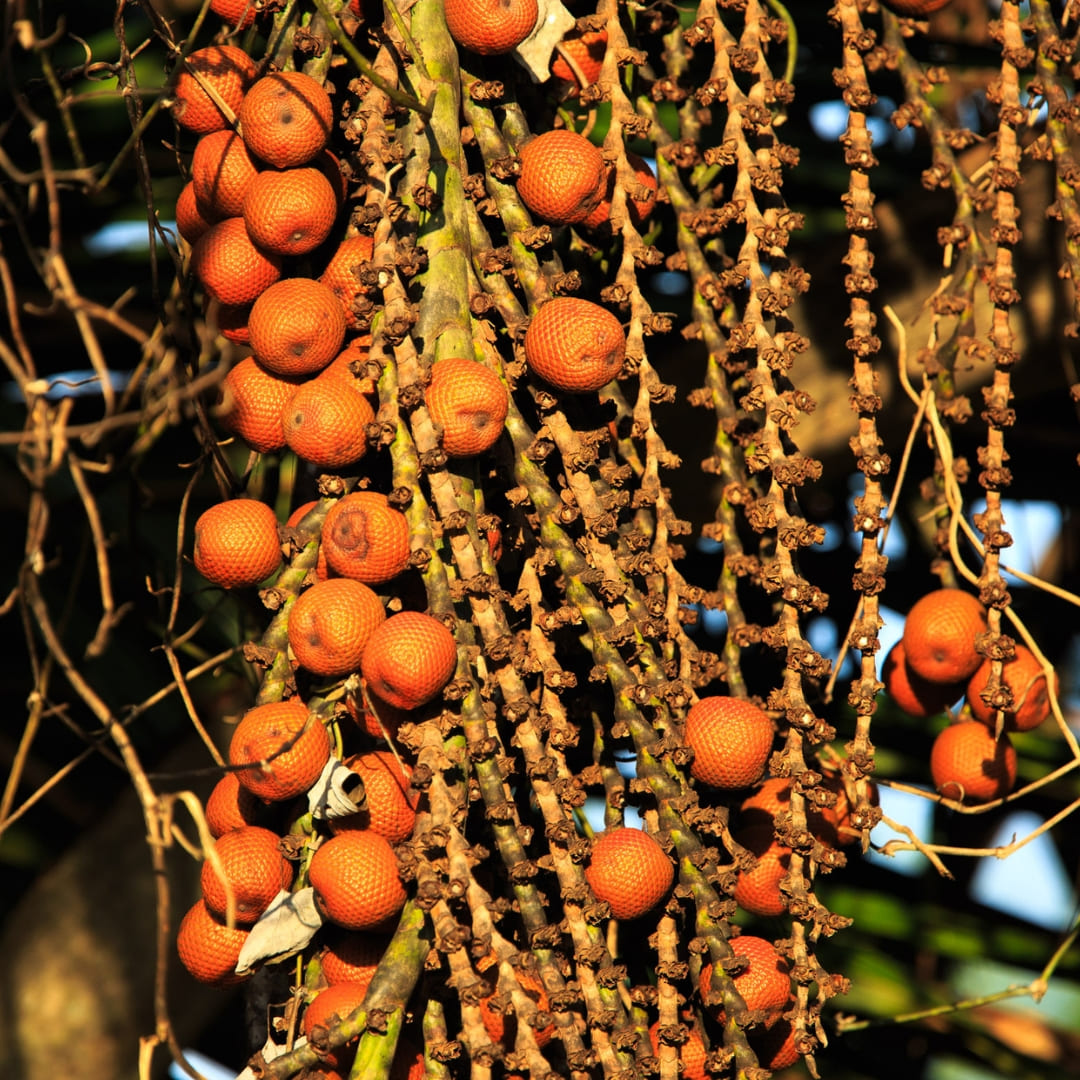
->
[176,180,217,244]
[389,1042,426,1080]
[585,826,674,920]
[479,968,555,1048]
[749,1019,800,1070]
[191,130,261,219]
[582,152,658,231]
[425,358,508,457]
[309,830,407,930]
[218,355,299,454]
[930,720,1017,803]
[193,498,282,589]
[210,299,252,345]
[732,825,790,918]
[884,0,951,13]
[523,297,626,393]
[443,0,539,55]
[360,611,458,711]
[303,981,369,1071]
[248,278,347,378]
[288,578,385,678]
[240,71,334,169]
[283,378,376,470]
[684,696,774,790]
[320,930,388,987]
[319,234,375,328]
[314,148,349,205]
[286,500,330,581]
[211,0,259,28]
[171,45,255,134]
[201,824,293,924]
[517,130,606,226]
[700,936,790,1022]
[190,217,283,306]
[331,751,417,843]
[229,699,333,802]
[550,29,607,93]
[176,898,250,986]
[648,1022,707,1080]
[901,588,987,685]
[321,491,411,584]
[966,644,1057,733]
[205,770,267,837]
[243,166,338,256]
[344,688,408,741]
[881,639,963,718]
[316,337,376,393]
[816,770,879,847]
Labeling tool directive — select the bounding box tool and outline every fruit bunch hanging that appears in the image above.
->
[156,0,1073,1077]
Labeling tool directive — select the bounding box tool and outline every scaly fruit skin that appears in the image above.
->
[171,45,255,134]
[331,751,417,843]
[193,498,282,589]
[218,356,299,454]
[425,358,508,457]
[248,278,347,378]
[240,71,334,168]
[176,899,251,986]
[211,0,259,28]
[882,639,964,718]
[242,167,338,256]
[550,29,607,92]
[883,0,951,14]
[191,130,260,219]
[648,1022,708,1080]
[478,968,555,1048]
[901,588,987,685]
[360,611,458,710]
[200,824,293,924]
[582,153,658,231]
[966,644,1057,732]
[309,830,407,930]
[732,824,790,917]
[205,771,267,837]
[229,699,332,801]
[684,696,774,789]
[321,491,411,584]
[585,826,674,920]
[287,577,385,678]
[303,981,369,1071]
[930,720,1017,803]
[283,378,375,470]
[699,936,791,1023]
[750,1019,800,1070]
[524,297,626,393]
[517,130,606,225]
[320,930,389,987]
[444,0,539,55]
[190,217,283,306]
[320,234,376,328]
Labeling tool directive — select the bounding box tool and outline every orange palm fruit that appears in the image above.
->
[815,769,879,847]
[517,130,606,225]
[648,1022,707,1080]
[901,588,987,685]
[176,180,217,244]
[699,936,791,1022]
[205,770,267,837]
[191,130,261,219]
[309,830,407,930]
[478,968,555,1048]
[320,930,389,987]
[218,355,299,454]
[330,751,417,843]
[303,981,369,1072]
[240,71,334,168]
[286,500,330,581]
[171,45,255,134]
[229,699,332,802]
[930,720,1017,803]
[884,0,951,13]
[193,498,282,589]
[360,611,458,711]
[201,824,293,924]
[319,234,376,329]
[211,0,259,28]
[282,378,375,470]
[176,898,251,986]
[248,278,347,378]
[966,644,1057,732]
[550,29,607,93]
[684,696,774,789]
[443,0,539,55]
[881,639,964,717]
[190,217,283,306]
[321,491,411,584]
[210,299,252,345]
[732,825,790,918]
[582,152,658,231]
[523,297,626,393]
[425,358,508,457]
[287,578,385,678]
[343,687,408,742]
[242,166,338,256]
[749,1019,800,1070]
[585,826,674,920]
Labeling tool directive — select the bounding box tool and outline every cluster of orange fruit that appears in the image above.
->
[882,587,1058,803]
